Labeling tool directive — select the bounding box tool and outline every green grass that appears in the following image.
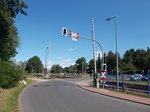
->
[107,88,150,98]
[50,73,92,78]
[0,80,34,112]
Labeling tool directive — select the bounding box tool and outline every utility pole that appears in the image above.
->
[44,42,51,75]
[48,42,51,75]
[62,21,104,88]
[44,46,48,75]
[92,17,99,88]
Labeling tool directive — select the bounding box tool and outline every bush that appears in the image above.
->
[0,60,23,88]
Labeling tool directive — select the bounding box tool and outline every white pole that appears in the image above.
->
[92,17,99,88]
[91,17,97,74]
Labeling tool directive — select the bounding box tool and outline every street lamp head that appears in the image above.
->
[105,18,112,21]
[105,16,116,21]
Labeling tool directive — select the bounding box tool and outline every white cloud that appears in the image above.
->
[57,57,64,61]
[45,61,53,69]
[65,59,72,62]
[60,62,75,68]
[95,51,103,58]
[57,57,72,62]
[68,48,75,52]
[48,61,53,64]
[55,57,74,68]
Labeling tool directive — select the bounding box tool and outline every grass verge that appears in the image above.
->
[0,80,34,112]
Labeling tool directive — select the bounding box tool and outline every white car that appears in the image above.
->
[42,75,49,79]
[130,74,143,81]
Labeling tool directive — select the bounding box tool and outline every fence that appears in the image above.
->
[101,73,150,97]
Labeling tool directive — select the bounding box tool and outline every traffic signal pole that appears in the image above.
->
[62,19,104,88]
[77,35,104,88]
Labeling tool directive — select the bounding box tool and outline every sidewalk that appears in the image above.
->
[77,81,150,106]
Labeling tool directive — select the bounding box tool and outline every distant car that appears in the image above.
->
[60,73,65,75]
[130,74,143,81]
[141,75,150,81]
[42,75,49,79]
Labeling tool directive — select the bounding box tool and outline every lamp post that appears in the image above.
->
[106,16,119,90]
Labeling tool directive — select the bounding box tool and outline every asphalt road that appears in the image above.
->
[19,79,150,112]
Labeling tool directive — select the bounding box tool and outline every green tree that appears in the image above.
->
[68,65,77,73]
[120,62,136,74]
[4,0,28,17]
[122,49,135,63]
[133,49,146,72]
[144,47,150,71]
[121,48,150,73]
[96,53,101,73]
[0,60,23,88]
[63,67,70,73]
[88,59,94,74]
[51,64,63,73]
[75,57,87,73]
[106,51,116,74]
[0,0,28,61]
[26,56,43,73]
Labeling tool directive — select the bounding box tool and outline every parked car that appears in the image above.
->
[42,75,49,79]
[129,74,143,81]
[141,75,150,81]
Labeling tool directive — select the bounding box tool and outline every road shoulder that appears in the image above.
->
[77,81,150,106]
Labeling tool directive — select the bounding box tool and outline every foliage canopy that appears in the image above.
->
[25,56,44,73]
[0,0,28,61]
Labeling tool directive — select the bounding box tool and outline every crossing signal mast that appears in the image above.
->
[62,27,79,41]
[99,53,107,87]
[61,26,105,88]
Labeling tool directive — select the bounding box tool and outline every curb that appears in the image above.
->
[77,85,150,106]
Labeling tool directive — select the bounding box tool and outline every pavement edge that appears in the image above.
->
[77,84,150,106]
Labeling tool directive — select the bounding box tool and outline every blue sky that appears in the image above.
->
[15,0,150,68]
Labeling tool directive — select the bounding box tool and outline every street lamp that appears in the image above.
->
[106,16,119,90]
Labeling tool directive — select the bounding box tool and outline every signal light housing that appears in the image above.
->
[62,27,68,36]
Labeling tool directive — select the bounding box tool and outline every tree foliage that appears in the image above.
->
[4,0,28,17]
[51,64,63,73]
[106,48,150,74]
[50,48,150,75]
[75,57,88,73]
[0,0,28,61]
[0,60,23,88]
[25,56,43,73]
[88,59,94,74]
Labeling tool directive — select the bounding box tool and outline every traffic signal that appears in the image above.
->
[102,64,107,72]
[62,27,68,36]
